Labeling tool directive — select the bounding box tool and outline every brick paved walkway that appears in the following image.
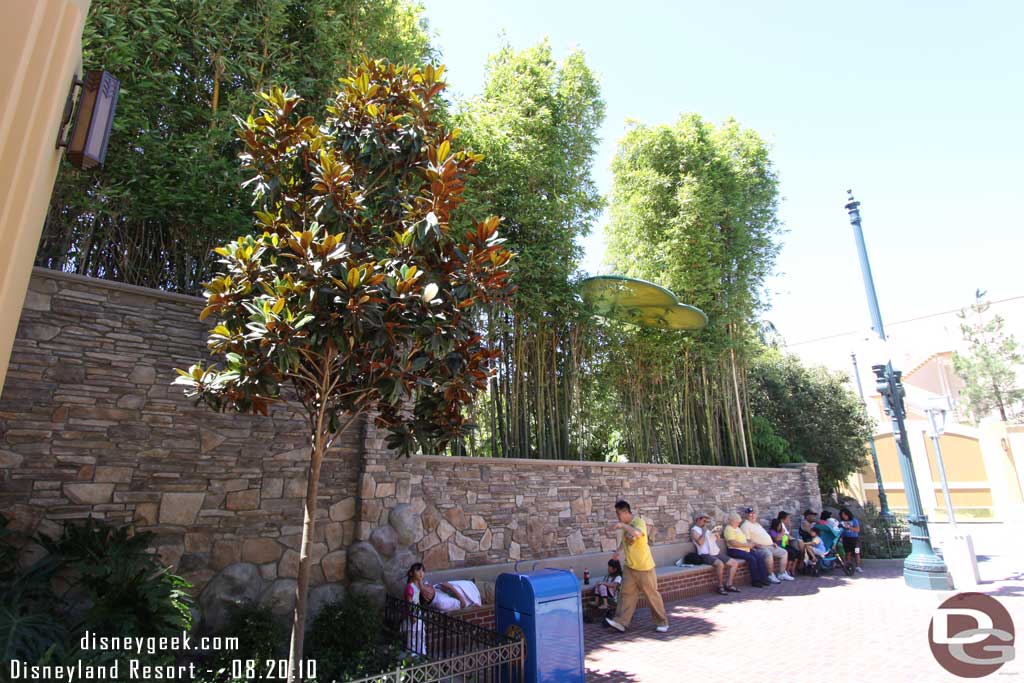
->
[585,556,1024,682]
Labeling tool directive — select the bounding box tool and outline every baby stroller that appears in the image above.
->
[809,523,855,577]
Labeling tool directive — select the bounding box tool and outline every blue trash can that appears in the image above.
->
[496,568,585,683]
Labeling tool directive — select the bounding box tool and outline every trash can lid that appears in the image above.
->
[496,568,580,610]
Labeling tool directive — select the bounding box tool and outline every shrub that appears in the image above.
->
[307,594,413,682]
[0,515,193,673]
[857,502,911,559]
[37,517,193,639]
[208,603,288,675]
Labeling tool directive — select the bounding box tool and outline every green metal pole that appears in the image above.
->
[846,190,949,590]
[851,350,892,518]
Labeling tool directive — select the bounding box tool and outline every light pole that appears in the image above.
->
[924,397,956,526]
[851,351,891,518]
[923,395,981,587]
[845,190,950,590]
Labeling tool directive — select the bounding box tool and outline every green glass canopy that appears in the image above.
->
[579,275,708,331]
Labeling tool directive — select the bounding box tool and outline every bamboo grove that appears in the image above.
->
[35,0,431,292]
[598,116,783,466]
[451,42,609,460]
[446,47,784,466]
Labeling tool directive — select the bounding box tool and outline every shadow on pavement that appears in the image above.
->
[586,668,643,683]
[977,583,1024,599]
[584,564,897,660]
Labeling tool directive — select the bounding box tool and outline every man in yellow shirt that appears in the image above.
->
[605,500,669,633]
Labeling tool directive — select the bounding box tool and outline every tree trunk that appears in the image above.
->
[287,358,335,683]
[729,347,750,467]
[288,425,324,682]
[993,380,1008,421]
[210,52,222,130]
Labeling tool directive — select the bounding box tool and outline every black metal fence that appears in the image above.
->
[345,597,524,683]
[860,514,911,559]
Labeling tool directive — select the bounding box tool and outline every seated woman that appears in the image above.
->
[769,516,800,578]
[420,579,483,612]
[723,512,771,587]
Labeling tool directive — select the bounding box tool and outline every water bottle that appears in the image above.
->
[583,569,590,585]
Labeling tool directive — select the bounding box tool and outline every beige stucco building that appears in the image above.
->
[0,0,91,395]
[845,352,1024,522]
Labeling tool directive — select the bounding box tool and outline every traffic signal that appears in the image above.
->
[872,363,906,419]
[872,364,889,397]
[872,364,893,417]
[891,370,906,419]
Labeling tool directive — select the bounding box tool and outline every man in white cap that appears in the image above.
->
[690,513,741,594]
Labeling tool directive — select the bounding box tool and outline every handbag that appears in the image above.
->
[683,551,704,565]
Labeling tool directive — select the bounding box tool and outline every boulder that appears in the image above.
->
[199,562,263,632]
[370,525,398,558]
[346,541,383,582]
[389,504,420,546]
[321,550,347,583]
[259,579,297,622]
[382,549,417,598]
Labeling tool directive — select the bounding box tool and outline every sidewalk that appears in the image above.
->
[585,555,1024,682]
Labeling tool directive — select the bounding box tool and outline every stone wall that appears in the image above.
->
[345,420,820,597]
[0,269,361,594]
[1,268,821,620]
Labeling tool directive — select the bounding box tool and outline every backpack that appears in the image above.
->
[683,551,704,565]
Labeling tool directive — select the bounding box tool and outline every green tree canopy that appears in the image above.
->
[602,115,782,465]
[747,349,876,493]
[37,0,431,293]
[457,40,604,316]
[453,40,606,459]
[953,291,1024,423]
[607,115,781,339]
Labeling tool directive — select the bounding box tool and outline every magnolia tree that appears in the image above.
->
[174,60,513,680]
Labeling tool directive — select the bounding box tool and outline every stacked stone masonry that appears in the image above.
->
[350,419,820,585]
[2,269,821,617]
[0,270,361,595]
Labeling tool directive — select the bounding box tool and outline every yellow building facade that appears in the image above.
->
[0,0,91,394]
[845,353,1024,522]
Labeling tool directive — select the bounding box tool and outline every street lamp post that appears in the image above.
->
[851,351,892,518]
[924,398,956,526]
[924,396,981,587]
[845,190,950,590]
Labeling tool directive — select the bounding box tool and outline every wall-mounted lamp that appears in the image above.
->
[57,70,120,170]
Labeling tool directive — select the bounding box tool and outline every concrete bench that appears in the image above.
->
[422,540,751,629]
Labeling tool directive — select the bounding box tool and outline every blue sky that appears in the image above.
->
[420,0,1023,362]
